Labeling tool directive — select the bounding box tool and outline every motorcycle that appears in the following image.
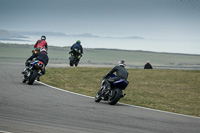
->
[22,60,44,85]
[69,49,82,67]
[95,74,129,105]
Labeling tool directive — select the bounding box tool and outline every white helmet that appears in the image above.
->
[41,35,46,40]
[118,60,126,66]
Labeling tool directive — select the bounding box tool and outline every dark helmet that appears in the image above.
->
[118,60,126,66]
[41,35,46,40]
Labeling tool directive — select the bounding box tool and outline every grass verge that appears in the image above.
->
[41,67,200,117]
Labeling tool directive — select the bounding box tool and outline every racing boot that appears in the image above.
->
[121,93,126,98]
[36,72,42,81]
[22,67,29,74]
[36,76,40,81]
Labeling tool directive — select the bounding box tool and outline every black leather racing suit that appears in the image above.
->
[105,65,128,81]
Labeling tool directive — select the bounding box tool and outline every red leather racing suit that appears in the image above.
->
[34,39,48,50]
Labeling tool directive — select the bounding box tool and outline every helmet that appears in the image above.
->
[41,35,46,40]
[118,60,126,66]
[40,48,47,52]
[76,40,81,43]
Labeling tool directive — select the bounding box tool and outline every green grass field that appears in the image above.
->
[1,43,200,69]
[40,67,200,117]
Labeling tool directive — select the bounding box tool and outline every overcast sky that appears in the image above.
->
[0,0,200,40]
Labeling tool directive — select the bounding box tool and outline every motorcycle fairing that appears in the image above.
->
[113,79,129,90]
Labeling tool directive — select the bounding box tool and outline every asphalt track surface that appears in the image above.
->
[0,62,200,133]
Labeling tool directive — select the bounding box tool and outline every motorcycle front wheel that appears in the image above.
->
[108,89,122,105]
[28,70,38,85]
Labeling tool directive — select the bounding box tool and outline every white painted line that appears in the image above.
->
[0,131,12,133]
[36,81,200,119]
[119,102,200,119]
[37,81,93,99]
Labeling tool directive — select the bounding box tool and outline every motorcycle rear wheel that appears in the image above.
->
[28,70,38,85]
[69,56,75,66]
[108,89,122,105]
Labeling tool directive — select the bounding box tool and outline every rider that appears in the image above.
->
[34,35,48,51]
[69,40,83,59]
[100,60,129,94]
[22,48,49,80]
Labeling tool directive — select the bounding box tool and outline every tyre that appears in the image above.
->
[70,56,75,66]
[95,93,102,102]
[108,89,122,105]
[28,70,38,85]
